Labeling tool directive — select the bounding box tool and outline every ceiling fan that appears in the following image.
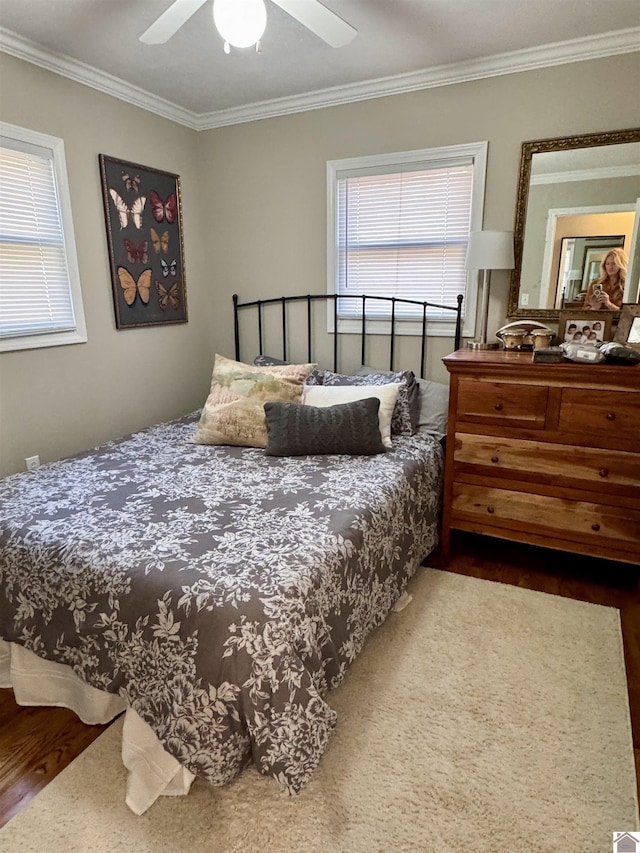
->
[139,0,358,50]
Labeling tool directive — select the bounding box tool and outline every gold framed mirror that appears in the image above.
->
[508,127,640,320]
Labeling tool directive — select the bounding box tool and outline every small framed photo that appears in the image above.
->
[557,310,613,344]
[613,305,640,350]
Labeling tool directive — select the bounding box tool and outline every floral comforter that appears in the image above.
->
[0,414,443,792]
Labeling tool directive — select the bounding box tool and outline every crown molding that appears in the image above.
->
[0,29,199,129]
[1,25,638,132]
[197,27,640,128]
[531,164,640,185]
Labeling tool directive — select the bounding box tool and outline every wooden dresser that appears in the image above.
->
[441,349,640,565]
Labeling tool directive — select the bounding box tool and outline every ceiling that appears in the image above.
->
[1,0,639,128]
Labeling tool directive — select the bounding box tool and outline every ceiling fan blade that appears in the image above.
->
[139,0,209,44]
[271,0,358,48]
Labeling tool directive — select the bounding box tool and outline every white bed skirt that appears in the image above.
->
[0,640,195,814]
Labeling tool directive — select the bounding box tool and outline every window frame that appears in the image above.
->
[0,122,87,353]
[326,141,488,339]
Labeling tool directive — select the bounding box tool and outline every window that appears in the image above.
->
[327,142,487,338]
[0,122,86,352]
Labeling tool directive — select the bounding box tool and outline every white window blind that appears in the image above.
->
[328,144,487,337]
[337,163,472,318]
[0,124,86,351]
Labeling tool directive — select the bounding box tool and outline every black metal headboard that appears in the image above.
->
[233,293,463,379]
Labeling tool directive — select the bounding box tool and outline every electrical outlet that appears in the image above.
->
[520,293,529,306]
[25,455,40,471]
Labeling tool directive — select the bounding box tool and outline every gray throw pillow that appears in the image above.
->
[254,355,324,384]
[415,378,449,439]
[264,398,386,457]
[253,354,288,366]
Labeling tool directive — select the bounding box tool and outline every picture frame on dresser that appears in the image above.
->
[613,305,640,350]
[557,309,612,344]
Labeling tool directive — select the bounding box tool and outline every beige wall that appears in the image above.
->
[197,53,640,372]
[0,53,212,477]
[1,50,639,475]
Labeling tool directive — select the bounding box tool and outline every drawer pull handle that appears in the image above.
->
[487,506,495,514]
[491,455,499,464]
[494,403,503,411]
[591,523,600,532]
[598,468,609,478]
[606,412,615,421]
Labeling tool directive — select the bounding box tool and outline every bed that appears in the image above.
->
[0,292,462,814]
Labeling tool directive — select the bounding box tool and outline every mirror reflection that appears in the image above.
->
[556,235,626,308]
[508,130,640,319]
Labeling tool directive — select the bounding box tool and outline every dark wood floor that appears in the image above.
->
[1,531,638,828]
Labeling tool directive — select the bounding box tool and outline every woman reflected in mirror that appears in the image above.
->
[584,248,627,310]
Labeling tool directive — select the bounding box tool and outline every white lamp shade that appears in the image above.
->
[465,230,514,270]
[213,0,267,48]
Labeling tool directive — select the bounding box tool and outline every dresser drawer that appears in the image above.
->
[442,350,640,563]
[453,433,640,490]
[559,388,640,447]
[451,483,640,547]
[457,379,548,429]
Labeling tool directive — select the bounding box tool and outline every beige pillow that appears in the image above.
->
[191,354,316,447]
[302,383,401,448]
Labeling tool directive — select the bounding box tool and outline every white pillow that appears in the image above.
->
[302,382,401,448]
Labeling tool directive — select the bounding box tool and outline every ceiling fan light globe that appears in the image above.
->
[213,0,267,48]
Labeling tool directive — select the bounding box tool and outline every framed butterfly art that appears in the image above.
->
[99,154,187,329]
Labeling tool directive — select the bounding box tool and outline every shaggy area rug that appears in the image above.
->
[2,568,638,853]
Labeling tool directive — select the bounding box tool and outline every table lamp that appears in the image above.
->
[465,230,515,350]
